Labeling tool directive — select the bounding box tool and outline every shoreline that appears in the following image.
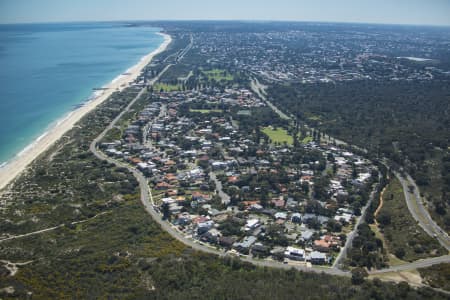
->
[0,32,172,192]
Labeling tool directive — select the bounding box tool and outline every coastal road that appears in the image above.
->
[162,34,193,63]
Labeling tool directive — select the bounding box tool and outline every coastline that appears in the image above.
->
[0,32,172,192]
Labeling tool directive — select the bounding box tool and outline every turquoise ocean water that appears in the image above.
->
[0,22,163,166]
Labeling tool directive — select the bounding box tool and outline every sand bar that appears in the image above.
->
[0,32,172,192]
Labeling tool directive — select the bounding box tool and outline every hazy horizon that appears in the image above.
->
[2,19,450,28]
[1,0,449,26]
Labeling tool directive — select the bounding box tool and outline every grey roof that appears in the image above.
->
[310,251,327,260]
[234,236,257,249]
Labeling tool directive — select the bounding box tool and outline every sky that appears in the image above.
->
[1,0,449,26]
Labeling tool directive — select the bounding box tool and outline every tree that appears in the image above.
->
[394,247,406,259]
[351,267,368,285]
[376,211,391,226]
[162,202,170,220]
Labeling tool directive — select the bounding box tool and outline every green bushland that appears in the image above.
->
[376,177,446,261]
[419,263,450,292]
[267,80,450,232]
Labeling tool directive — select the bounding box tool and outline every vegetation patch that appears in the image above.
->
[301,136,313,144]
[237,110,251,116]
[376,177,446,261]
[346,223,388,270]
[153,82,182,92]
[419,263,450,291]
[268,81,450,232]
[202,69,234,81]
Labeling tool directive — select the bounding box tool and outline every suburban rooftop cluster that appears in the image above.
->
[191,29,449,83]
[101,86,378,266]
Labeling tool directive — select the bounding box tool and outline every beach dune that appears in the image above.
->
[0,32,172,192]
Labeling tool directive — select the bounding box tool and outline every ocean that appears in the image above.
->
[0,22,163,166]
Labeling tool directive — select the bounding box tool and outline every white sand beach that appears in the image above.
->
[0,32,172,192]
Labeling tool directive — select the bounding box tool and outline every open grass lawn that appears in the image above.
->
[376,177,446,262]
[151,189,166,205]
[153,82,182,92]
[202,69,234,81]
[301,136,313,144]
[237,110,251,116]
[190,108,223,114]
[261,126,293,145]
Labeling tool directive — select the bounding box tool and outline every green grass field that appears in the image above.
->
[261,126,293,145]
[153,82,182,92]
[301,136,313,144]
[305,113,321,121]
[237,110,251,116]
[202,69,234,81]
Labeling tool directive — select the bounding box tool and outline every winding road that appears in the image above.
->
[393,170,450,251]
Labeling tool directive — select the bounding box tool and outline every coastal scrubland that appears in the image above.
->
[376,177,445,261]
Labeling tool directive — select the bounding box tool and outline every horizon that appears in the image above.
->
[2,19,450,29]
[1,0,449,27]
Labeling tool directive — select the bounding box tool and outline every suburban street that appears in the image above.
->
[333,186,378,268]
[209,172,231,205]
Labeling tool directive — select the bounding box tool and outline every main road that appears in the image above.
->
[393,170,450,251]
